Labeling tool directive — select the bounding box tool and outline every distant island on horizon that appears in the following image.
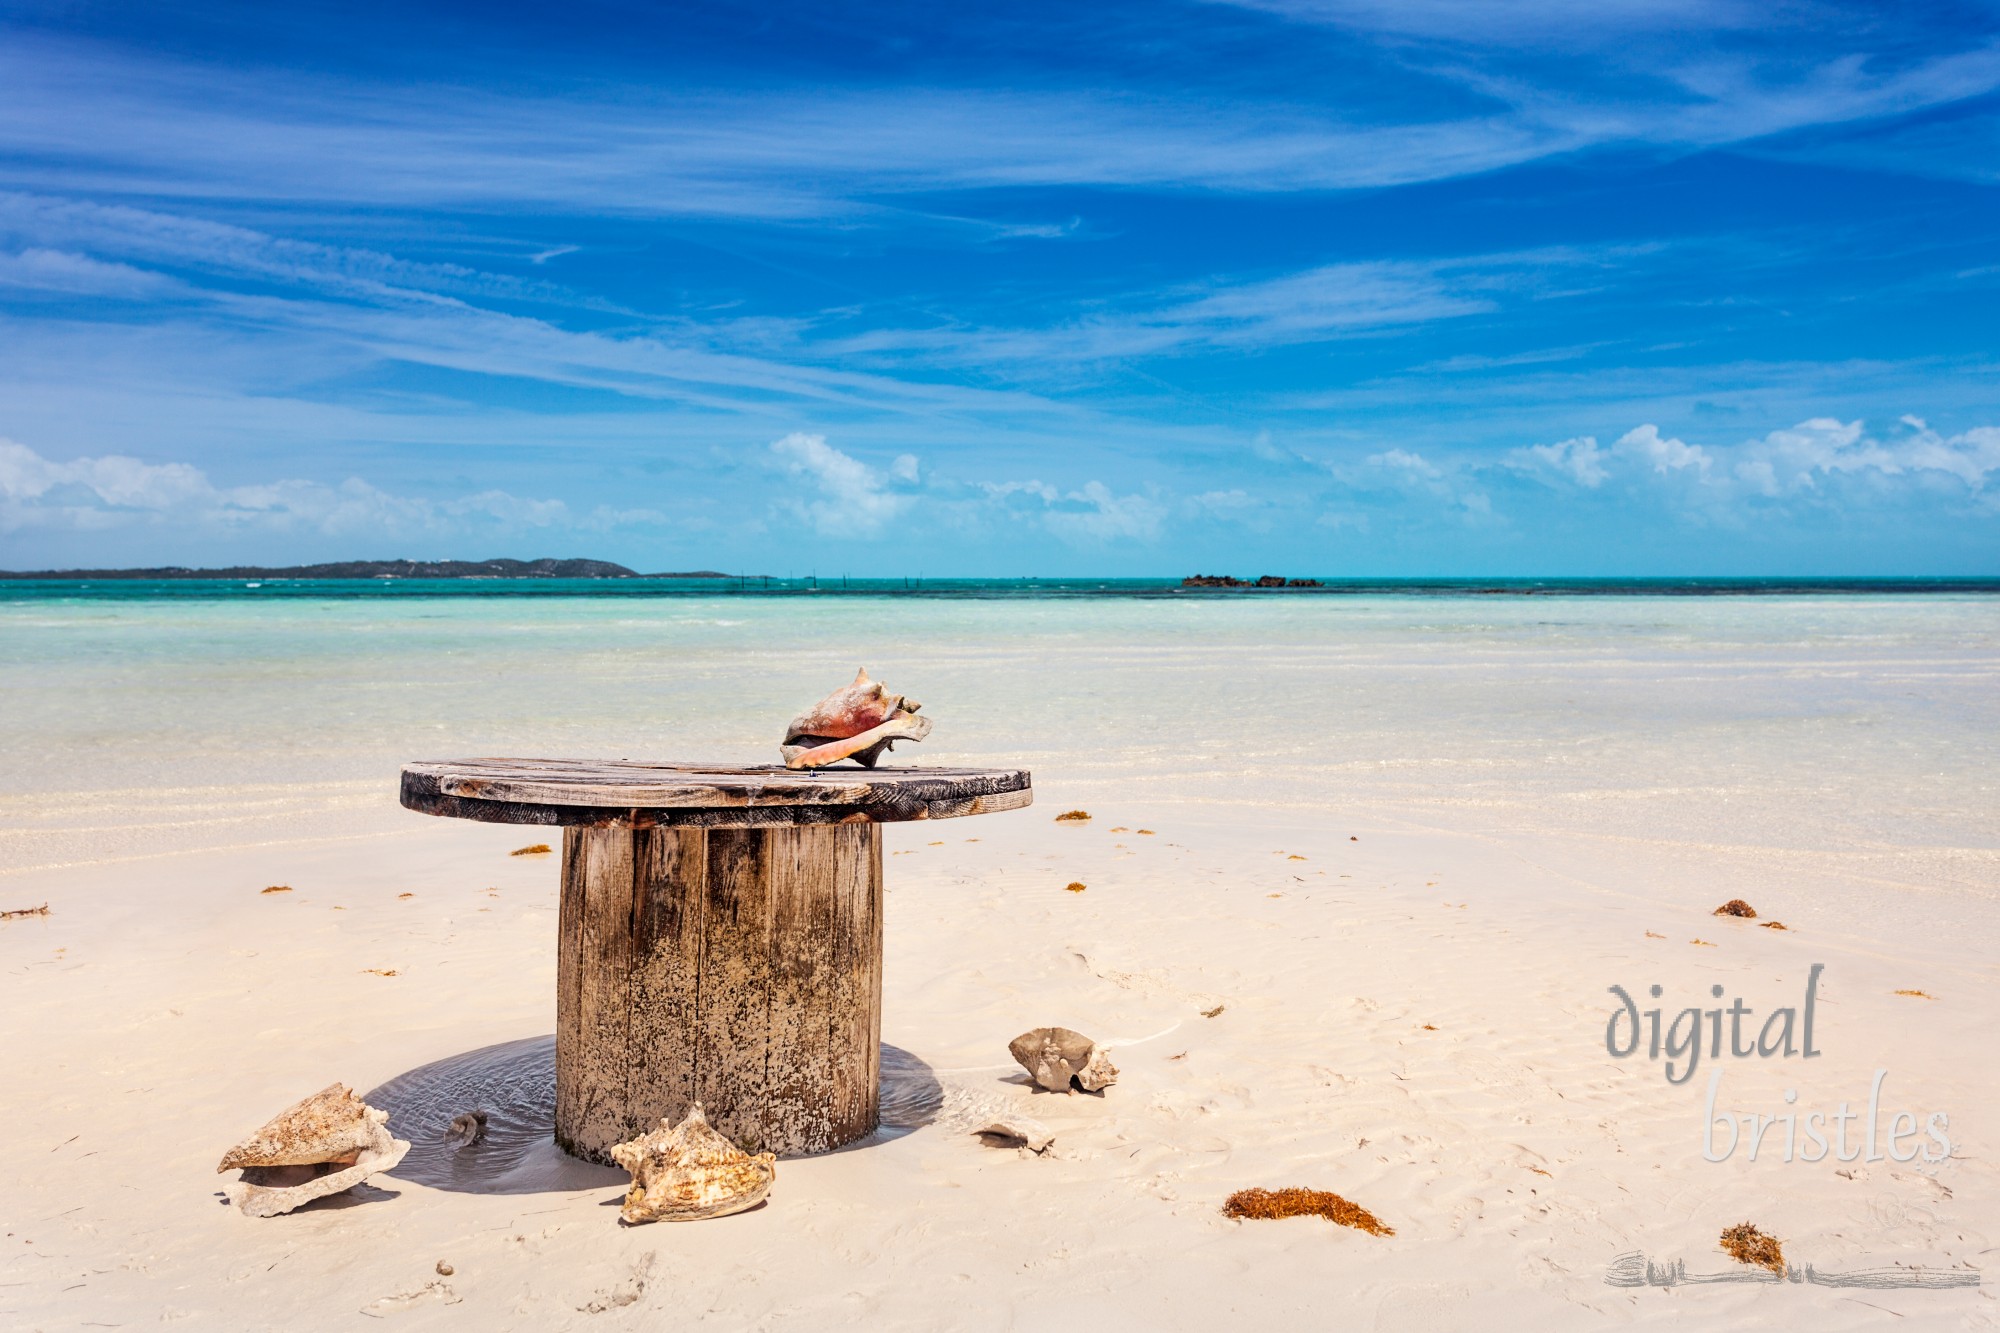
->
[2,563,1993,591]
[0,558,735,580]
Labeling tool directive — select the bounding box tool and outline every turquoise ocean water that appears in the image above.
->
[2,578,1996,892]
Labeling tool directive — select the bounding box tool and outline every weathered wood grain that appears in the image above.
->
[554,823,885,1161]
[424,758,1026,1161]
[402,759,1031,828]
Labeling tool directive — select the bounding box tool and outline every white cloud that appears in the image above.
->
[0,246,183,298]
[1042,481,1166,543]
[1511,435,1610,487]
[0,438,211,511]
[1368,447,1442,479]
[1727,417,2000,496]
[1615,424,1711,475]
[769,432,916,537]
[0,193,1073,423]
[972,476,1165,542]
[0,436,662,543]
[1504,418,2000,501]
[12,18,1993,232]
[1362,446,1494,516]
[834,260,1496,364]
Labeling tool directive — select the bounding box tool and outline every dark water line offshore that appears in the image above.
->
[2,576,1998,603]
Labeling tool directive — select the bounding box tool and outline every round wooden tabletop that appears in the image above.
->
[400,758,1033,828]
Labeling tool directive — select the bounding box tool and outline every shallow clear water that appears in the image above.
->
[3,588,1996,890]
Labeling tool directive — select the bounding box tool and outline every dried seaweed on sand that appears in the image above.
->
[1223,1188,1393,1236]
[1713,899,1757,918]
[1,903,50,919]
[1720,1222,1784,1273]
[1055,810,1091,822]
[510,843,553,856]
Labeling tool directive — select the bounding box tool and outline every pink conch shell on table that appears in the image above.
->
[781,668,932,769]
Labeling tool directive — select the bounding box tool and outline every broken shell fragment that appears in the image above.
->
[1008,1027,1119,1094]
[780,668,933,769]
[975,1117,1056,1154]
[609,1103,776,1224]
[216,1083,410,1218]
[1075,1044,1119,1092]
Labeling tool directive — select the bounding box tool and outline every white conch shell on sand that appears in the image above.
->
[609,1103,776,1224]
[216,1083,410,1217]
[781,667,933,769]
[1008,1027,1119,1093]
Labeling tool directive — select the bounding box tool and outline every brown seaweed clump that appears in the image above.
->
[1,902,50,919]
[1064,882,1087,893]
[260,885,292,895]
[1224,1188,1393,1236]
[1713,899,1757,918]
[1055,810,1091,822]
[511,843,553,856]
[1761,921,1788,930]
[1720,1222,1784,1273]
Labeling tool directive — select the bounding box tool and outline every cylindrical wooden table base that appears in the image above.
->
[554,823,884,1161]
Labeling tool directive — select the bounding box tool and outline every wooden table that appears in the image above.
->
[400,759,1033,1160]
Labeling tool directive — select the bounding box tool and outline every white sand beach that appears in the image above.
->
[2,592,1996,1329]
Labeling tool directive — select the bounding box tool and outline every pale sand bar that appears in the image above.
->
[1,594,1994,1327]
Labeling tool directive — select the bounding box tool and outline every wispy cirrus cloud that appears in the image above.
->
[827,260,1508,365]
[0,192,1084,422]
[5,20,1997,227]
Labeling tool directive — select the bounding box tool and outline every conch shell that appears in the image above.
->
[216,1083,411,1217]
[1008,1027,1119,1093]
[780,668,932,769]
[609,1103,776,1224]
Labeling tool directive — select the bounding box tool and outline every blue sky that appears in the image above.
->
[1,0,1997,574]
